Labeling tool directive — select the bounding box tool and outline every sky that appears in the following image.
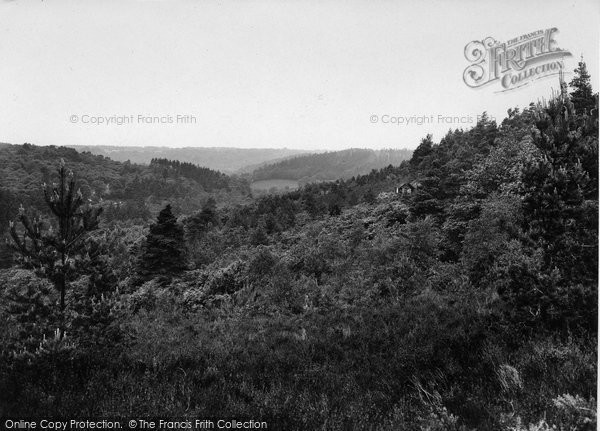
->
[0,0,598,151]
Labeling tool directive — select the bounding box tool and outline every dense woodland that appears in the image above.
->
[68,146,311,174]
[250,148,413,184]
[0,63,598,430]
[0,144,250,246]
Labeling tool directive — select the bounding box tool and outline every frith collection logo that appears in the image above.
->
[463,28,572,92]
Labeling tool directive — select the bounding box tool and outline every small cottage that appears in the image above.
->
[395,181,421,195]
[395,183,414,195]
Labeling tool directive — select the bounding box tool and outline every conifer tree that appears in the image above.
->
[409,134,434,169]
[138,204,186,281]
[569,57,596,115]
[511,86,599,331]
[8,160,103,336]
[184,198,219,241]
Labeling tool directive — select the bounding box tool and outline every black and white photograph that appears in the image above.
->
[0,0,598,429]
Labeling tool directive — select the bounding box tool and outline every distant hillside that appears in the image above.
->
[0,143,250,236]
[235,150,327,174]
[68,146,310,173]
[251,148,413,184]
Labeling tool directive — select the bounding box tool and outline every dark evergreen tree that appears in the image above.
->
[510,91,598,331]
[569,57,596,115]
[184,198,220,242]
[8,160,103,336]
[138,204,187,281]
[409,134,434,169]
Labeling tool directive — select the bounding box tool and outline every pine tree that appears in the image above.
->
[8,160,103,336]
[138,204,186,281]
[512,91,599,331]
[410,134,434,169]
[569,57,595,115]
[185,198,219,241]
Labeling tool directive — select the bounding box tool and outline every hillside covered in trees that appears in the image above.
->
[0,144,249,212]
[69,145,311,173]
[0,145,251,267]
[0,64,598,430]
[250,148,413,184]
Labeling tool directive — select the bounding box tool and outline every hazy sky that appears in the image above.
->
[1,0,598,150]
